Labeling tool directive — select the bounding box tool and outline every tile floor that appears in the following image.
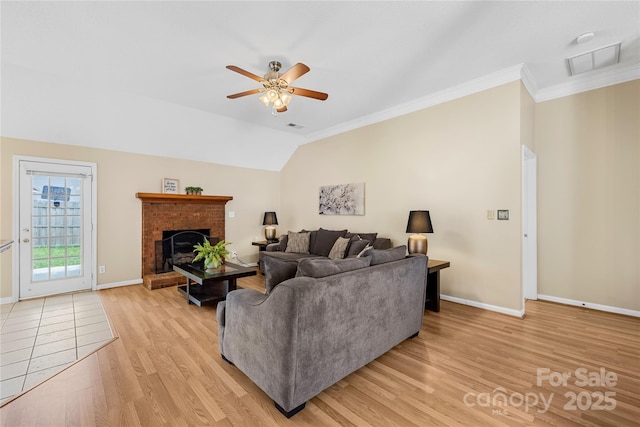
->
[0,292,114,404]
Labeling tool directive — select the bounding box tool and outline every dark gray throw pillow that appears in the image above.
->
[353,233,378,244]
[263,256,299,294]
[296,256,371,278]
[310,228,348,256]
[367,245,407,265]
[346,239,370,257]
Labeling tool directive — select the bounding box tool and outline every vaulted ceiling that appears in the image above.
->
[2,1,639,170]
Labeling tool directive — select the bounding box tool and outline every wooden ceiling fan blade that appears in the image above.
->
[280,63,310,84]
[226,65,264,82]
[290,87,329,101]
[227,88,261,99]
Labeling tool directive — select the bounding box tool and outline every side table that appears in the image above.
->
[253,240,278,272]
[426,259,450,312]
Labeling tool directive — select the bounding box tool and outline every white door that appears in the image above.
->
[17,159,95,299]
[522,146,538,301]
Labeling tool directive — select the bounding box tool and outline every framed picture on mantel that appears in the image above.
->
[162,178,179,194]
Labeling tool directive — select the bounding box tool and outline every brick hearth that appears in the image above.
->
[136,193,233,289]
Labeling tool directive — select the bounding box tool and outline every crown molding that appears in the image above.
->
[305,65,524,144]
[304,63,639,144]
[534,63,640,102]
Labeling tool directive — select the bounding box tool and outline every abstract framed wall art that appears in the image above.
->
[319,183,365,215]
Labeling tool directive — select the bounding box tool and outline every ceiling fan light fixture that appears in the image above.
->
[259,93,270,107]
[267,89,279,102]
[226,61,328,115]
[281,92,292,106]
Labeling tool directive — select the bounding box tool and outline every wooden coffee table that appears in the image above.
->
[173,262,256,307]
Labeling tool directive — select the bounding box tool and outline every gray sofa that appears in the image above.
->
[258,228,392,274]
[217,247,427,417]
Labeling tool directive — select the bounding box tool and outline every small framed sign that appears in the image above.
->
[497,209,509,220]
[162,178,179,194]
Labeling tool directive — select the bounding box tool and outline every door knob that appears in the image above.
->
[22,238,30,243]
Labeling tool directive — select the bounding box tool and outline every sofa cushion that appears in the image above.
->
[263,256,299,294]
[364,245,407,265]
[296,256,371,278]
[310,228,348,256]
[285,231,310,254]
[328,237,351,260]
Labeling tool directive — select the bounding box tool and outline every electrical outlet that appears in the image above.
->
[231,251,238,259]
[99,265,106,274]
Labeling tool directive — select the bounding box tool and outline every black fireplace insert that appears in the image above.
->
[154,229,219,273]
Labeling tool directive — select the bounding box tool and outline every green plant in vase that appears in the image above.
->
[192,239,231,270]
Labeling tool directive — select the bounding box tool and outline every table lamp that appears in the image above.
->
[406,210,433,255]
[263,211,278,242]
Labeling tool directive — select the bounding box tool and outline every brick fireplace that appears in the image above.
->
[136,193,233,289]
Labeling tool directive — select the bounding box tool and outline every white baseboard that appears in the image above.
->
[96,279,142,291]
[0,296,15,305]
[441,294,525,318]
[537,294,640,318]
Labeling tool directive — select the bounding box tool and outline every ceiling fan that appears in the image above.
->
[226,61,328,114]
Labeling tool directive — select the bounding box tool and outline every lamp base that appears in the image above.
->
[408,234,428,255]
[265,226,277,241]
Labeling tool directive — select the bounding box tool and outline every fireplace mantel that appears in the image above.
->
[136,193,233,204]
[137,192,232,287]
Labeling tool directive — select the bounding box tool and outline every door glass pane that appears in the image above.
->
[30,175,83,282]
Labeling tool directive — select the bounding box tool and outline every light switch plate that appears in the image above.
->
[487,210,495,220]
[497,209,509,220]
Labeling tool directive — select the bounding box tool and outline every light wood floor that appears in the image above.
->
[1,270,638,426]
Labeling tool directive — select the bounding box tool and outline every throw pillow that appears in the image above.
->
[347,239,370,257]
[310,228,348,256]
[285,231,310,254]
[357,244,374,258]
[353,233,378,245]
[296,256,372,278]
[263,256,299,294]
[367,245,407,265]
[328,236,351,260]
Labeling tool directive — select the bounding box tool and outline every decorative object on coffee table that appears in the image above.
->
[193,239,231,270]
[162,178,179,194]
[185,186,203,195]
[263,211,279,242]
[406,210,433,255]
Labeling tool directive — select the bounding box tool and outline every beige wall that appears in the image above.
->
[281,81,526,312]
[3,80,637,313]
[535,80,639,311]
[0,137,280,298]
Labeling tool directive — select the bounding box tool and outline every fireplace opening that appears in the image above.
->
[154,229,219,273]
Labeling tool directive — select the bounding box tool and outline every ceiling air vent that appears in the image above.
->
[567,42,621,76]
[286,123,304,129]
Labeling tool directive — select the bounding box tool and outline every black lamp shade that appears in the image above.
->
[263,211,278,226]
[406,210,433,233]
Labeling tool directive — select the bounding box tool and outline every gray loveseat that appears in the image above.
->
[217,247,427,417]
[258,228,392,274]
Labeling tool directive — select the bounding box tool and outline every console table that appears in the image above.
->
[426,259,450,312]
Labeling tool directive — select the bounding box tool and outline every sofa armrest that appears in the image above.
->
[266,235,287,252]
[218,282,315,411]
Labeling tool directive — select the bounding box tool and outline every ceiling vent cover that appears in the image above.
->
[567,42,621,76]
